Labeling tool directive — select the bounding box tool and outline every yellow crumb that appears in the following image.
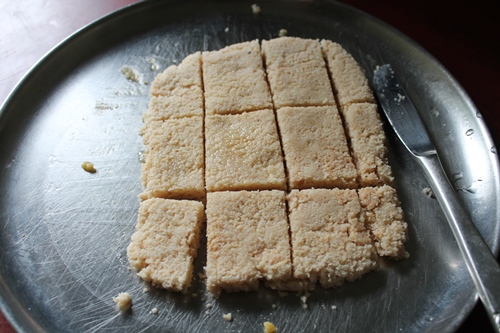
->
[81,161,96,173]
[264,321,277,333]
[251,4,261,14]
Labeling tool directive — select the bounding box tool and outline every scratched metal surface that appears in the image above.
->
[0,0,499,332]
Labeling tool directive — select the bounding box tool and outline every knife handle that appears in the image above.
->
[416,153,500,331]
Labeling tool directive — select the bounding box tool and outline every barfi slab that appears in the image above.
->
[205,190,292,295]
[140,117,205,200]
[202,40,273,115]
[277,106,358,189]
[262,37,336,108]
[343,103,393,186]
[149,52,203,98]
[287,189,378,288]
[358,185,408,259]
[205,109,286,191]
[321,40,375,109]
[143,87,203,123]
[127,198,205,293]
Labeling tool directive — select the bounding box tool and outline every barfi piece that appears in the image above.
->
[149,52,203,97]
[145,52,203,122]
[205,190,292,295]
[321,40,375,109]
[358,185,408,259]
[277,106,358,189]
[262,37,335,108]
[205,109,286,192]
[202,40,273,115]
[343,103,393,186]
[127,198,205,293]
[143,88,203,123]
[287,189,378,288]
[140,117,205,200]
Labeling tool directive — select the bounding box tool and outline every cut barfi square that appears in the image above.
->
[140,117,205,200]
[127,198,205,293]
[149,52,203,98]
[277,106,358,189]
[262,37,335,108]
[287,189,378,288]
[205,109,286,191]
[321,40,375,109]
[343,103,393,186]
[358,185,408,259]
[145,52,203,122]
[143,87,203,123]
[205,190,292,295]
[202,40,273,115]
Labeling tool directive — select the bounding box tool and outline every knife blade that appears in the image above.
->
[373,64,500,332]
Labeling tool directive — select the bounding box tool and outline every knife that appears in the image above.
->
[373,64,500,332]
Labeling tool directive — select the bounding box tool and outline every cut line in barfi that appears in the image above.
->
[321,40,375,110]
[343,103,393,187]
[358,185,408,259]
[287,188,378,288]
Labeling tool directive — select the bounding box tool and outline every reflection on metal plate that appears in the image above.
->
[0,1,499,332]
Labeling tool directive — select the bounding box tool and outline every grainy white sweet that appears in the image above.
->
[127,198,205,293]
[202,40,273,115]
[320,40,375,109]
[205,109,286,192]
[144,89,203,123]
[113,292,132,311]
[277,106,358,189]
[205,190,292,295]
[262,37,336,108]
[149,52,203,98]
[343,103,393,186]
[140,117,205,200]
[287,189,378,288]
[358,185,408,259]
[133,37,408,295]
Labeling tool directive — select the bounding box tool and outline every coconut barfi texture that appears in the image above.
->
[144,91,203,123]
[140,117,205,200]
[127,198,205,293]
[144,52,203,123]
[148,52,203,99]
[131,37,408,295]
[205,109,286,191]
[287,189,379,288]
[343,103,394,186]
[202,40,273,115]
[358,185,408,259]
[277,106,358,189]
[262,37,336,108]
[205,190,292,295]
[320,40,375,109]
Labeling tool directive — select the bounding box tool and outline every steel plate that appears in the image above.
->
[1,0,499,332]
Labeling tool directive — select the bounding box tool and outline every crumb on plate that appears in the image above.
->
[264,321,277,333]
[113,292,132,311]
[251,4,261,14]
[81,161,96,173]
